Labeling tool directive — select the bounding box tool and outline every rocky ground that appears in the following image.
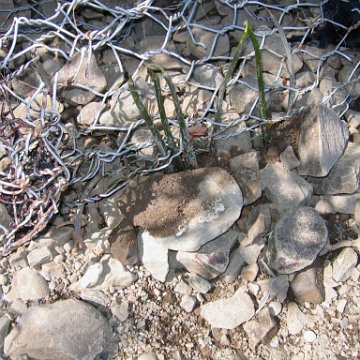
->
[0,0,360,359]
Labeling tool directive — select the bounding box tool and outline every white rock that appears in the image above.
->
[303,330,317,343]
[269,301,282,317]
[79,263,104,288]
[287,302,306,335]
[187,273,212,294]
[27,247,54,268]
[332,248,358,283]
[336,299,347,313]
[180,295,197,313]
[280,146,300,170]
[200,289,254,329]
[111,301,129,322]
[315,193,360,215]
[174,281,193,295]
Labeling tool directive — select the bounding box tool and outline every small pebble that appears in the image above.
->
[303,330,317,343]
[337,299,347,313]
[269,301,282,316]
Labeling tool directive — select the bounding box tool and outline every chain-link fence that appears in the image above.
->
[0,0,359,254]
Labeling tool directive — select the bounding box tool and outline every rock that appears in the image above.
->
[138,230,169,282]
[181,85,212,118]
[174,281,192,295]
[118,167,243,252]
[332,248,358,283]
[111,301,129,322]
[308,142,360,194]
[269,301,282,317]
[192,64,223,88]
[315,193,360,215]
[77,102,102,126]
[58,49,107,105]
[214,112,252,158]
[187,273,212,294]
[109,218,139,266]
[243,308,278,349]
[0,316,10,352]
[0,204,13,234]
[79,262,104,288]
[303,330,317,343]
[229,151,261,205]
[8,299,27,316]
[176,228,238,279]
[219,247,246,283]
[268,207,328,274]
[337,299,347,313]
[287,302,306,335]
[40,262,64,281]
[240,264,259,282]
[290,267,325,304]
[200,289,254,329]
[27,247,54,268]
[238,239,265,265]
[7,267,49,301]
[297,104,349,177]
[138,352,159,360]
[258,275,289,303]
[8,248,28,270]
[180,295,197,313]
[280,146,300,170]
[79,289,109,308]
[260,162,313,207]
[244,205,272,245]
[4,299,111,360]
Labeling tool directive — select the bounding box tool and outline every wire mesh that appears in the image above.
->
[0,0,359,254]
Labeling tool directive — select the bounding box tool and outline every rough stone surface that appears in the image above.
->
[243,308,278,348]
[187,273,212,294]
[261,162,313,207]
[180,295,197,313]
[230,151,262,205]
[268,207,328,274]
[0,316,10,352]
[192,64,223,88]
[4,300,111,360]
[332,248,358,283]
[298,104,349,177]
[138,230,169,282]
[287,302,306,335]
[290,267,325,304]
[118,168,243,252]
[200,289,254,329]
[219,247,246,283]
[258,275,289,303]
[176,228,238,279]
[280,146,300,170]
[315,193,360,214]
[77,102,102,126]
[308,142,360,194]
[27,247,54,268]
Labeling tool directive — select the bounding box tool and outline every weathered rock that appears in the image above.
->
[192,64,223,88]
[243,308,278,349]
[297,104,349,177]
[308,142,360,194]
[8,248,28,270]
[180,295,197,313]
[219,247,246,283]
[280,146,300,170]
[290,267,325,304]
[315,193,360,214]
[99,195,124,228]
[332,248,358,283]
[229,151,261,205]
[77,102,102,126]
[4,299,111,360]
[138,230,169,282]
[187,273,212,294]
[287,302,306,335]
[174,281,193,295]
[268,207,328,274]
[244,205,272,245]
[7,267,49,302]
[240,264,259,282]
[200,289,254,329]
[79,263,104,288]
[261,162,313,207]
[111,301,129,322]
[258,275,289,303]
[27,247,54,268]
[118,168,243,252]
[176,228,238,279]
[79,289,110,308]
[58,49,107,105]
[0,316,10,352]
[181,85,212,118]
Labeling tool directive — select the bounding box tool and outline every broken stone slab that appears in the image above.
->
[175,228,239,279]
[200,289,255,329]
[314,193,360,215]
[4,299,111,360]
[219,247,246,283]
[118,167,243,252]
[243,205,272,246]
[57,49,107,105]
[297,104,349,177]
[27,247,54,268]
[261,162,313,207]
[229,151,261,205]
[138,229,169,282]
[280,146,300,170]
[243,308,278,349]
[268,207,328,274]
[308,142,360,195]
[332,248,358,283]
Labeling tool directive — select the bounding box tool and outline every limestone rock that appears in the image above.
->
[298,104,349,177]
[118,168,243,252]
[315,193,360,215]
[261,162,313,207]
[258,275,289,303]
[219,247,246,283]
[287,302,306,335]
[187,273,212,294]
[0,316,10,352]
[200,289,254,329]
[27,247,54,268]
[77,102,102,126]
[268,207,328,274]
[192,64,223,88]
[180,295,197,313]
[332,248,358,283]
[280,146,300,170]
[4,300,111,360]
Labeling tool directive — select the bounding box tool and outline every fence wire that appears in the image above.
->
[0,0,359,254]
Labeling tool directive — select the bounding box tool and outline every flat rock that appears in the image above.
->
[77,102,102,126]
[298,104,349,177]
[332,248,358,283]
[187,273,212,294]
[230,151,262,205]
[308,142,360,194]
[287,302,306,335]
[268,207,328,274]
[180,295,197,313]
[258,275,289,303]
[280,146,300,170]
[176,228,239,279]
[219,247,246,283]
[27,247,54,268]
[4,299,111,360]
[261,162,313,207]
[315,193,360,214]
[200,289,254,329]
[118,167,243,252]
[138,229,169,282]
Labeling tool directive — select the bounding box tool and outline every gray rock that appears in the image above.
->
[79,262,104,288]
[200,289,254,329]
[238,241,265,265]
[244,205,272,245]
[298,104,349,177]
[187,273,212,294]
[315,193,360,215]
[138,352,159,360]
[7,267,49,301]
[58,49,107,105]
[268,207,328,274]
[174,281,192,295]
[4,299,111,360]
[229,151,261,205]
[290,267,325,304]
[240,264,259,282]
[280,146,300,170]
[287,302,306,335]
[111,301,129,322]
[181,85,212,118]
[27,247,54,268]
[219,247,246,283]
[99,196,124,228]
[332,248,358,283]
[176,228,238,279]
[0,204,13,235]
[119,168,243,252]
[308,142,360,194]
[8,248,28,270]
[180,295,197,313]
[243,308,278,349]
[258,275,289,303]
[138,230,169,282]
[79,289,109,308]
[40,262,65,281]
[192,64,223,88]
[0,316,10,352]
[261,162,313,207]
[77,102,102,126]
